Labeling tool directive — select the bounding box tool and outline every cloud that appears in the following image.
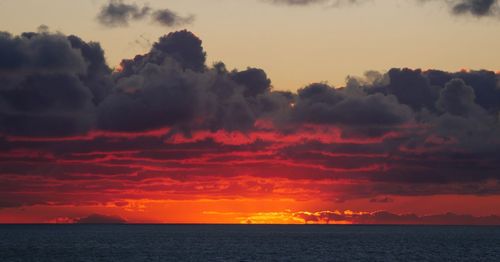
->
[451,0,498,17]
[152,9,195,27]
[1,29,500,211]
[97,0,195,28]
[98,30,289,133]
[97,0,151,27]
[437,79,480,116]
[230,68,272,97]
[292,83,413,137]
[0,30,108,137]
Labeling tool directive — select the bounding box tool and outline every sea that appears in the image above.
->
[0,225,499,261]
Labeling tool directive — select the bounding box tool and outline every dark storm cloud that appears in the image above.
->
[384,68,437,111]
[358,68,500,116]
[425,69,500,111]
[0,31,86,73]
[67,35,114,104]
[97,0,195,28]
[97,62,200,132]
[96,30,206,132]
[99,30,290,133]
[437,79,480,116]
[151,30,206,72]
[0,31,109,137]
[230,68,272,97]
[115,30,206,74]
[291,82,413,137]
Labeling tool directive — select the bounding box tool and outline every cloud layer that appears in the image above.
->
[0,29,499,219]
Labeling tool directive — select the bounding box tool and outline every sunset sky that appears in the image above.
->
[1,0,500,224]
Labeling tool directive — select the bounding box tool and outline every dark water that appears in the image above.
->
[0,225,499,261]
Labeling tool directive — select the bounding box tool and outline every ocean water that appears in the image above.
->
[0,225,499,261]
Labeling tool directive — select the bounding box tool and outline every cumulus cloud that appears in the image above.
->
[0,30,112,137]
[437,79,479,116]
[97,0,194,28]
[292,83,413,136]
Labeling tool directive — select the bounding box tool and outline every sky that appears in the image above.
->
[1,0,500,89]
[1,0,500,224]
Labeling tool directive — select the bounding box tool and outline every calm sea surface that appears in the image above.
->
[0,225,499,261]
